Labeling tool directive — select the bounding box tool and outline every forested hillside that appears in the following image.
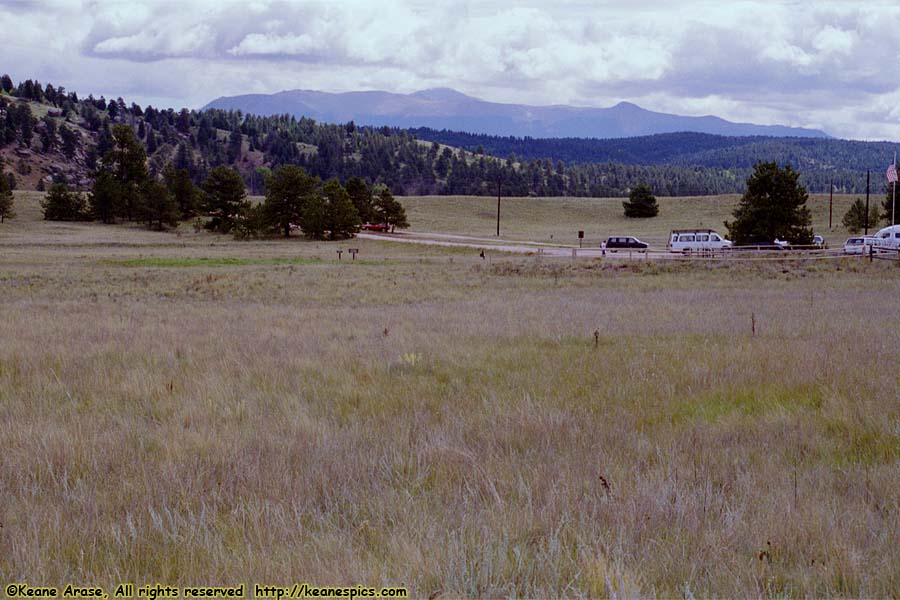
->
[411,128,899,194]
[1,74,894,197]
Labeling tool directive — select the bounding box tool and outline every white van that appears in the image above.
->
[872,225,900,254]
[667,229,732,253]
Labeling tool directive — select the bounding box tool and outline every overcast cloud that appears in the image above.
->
[3,0,900,140]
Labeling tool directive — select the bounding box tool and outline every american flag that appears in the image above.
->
[888,163,899,183]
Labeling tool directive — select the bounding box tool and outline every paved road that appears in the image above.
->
[357,231,856,261]
[358,231,657,258]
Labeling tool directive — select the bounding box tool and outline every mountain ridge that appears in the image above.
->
[202,88,830,139]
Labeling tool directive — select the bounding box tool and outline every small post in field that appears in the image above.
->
[349,248,359,260]
[336,250,343,260]
[496,176,501,237]
[751,312,756,336]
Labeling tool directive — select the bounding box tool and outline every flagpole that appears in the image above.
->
[893,151,896,226]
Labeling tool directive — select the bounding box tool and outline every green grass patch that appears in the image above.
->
[674,383,825,424]
[825,420,900,465]
[104,257,325,268]
[103,256,401,268]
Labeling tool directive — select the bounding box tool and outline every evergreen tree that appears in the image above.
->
[374,187,409,231]
[59,124,78,159]
[842,198,881,234]
[323,178,360,239]
[882,184,898,227]
[176,108,191,134]
[622,183,659,218]
[100,124,149,220]
[136,179,180,230]
[0,168,14,222]
[726,162,813,245]
[42,183,86,221]
[300,192,328,240]
[263,164,318,237]
[201,165,248,233]
[0,74,12,93]
[18,105,35,147]
[227,127,242,162]
[89,170,120,223]
[40,115,57,152]
[163,165,201,218]
[345,176,374,223]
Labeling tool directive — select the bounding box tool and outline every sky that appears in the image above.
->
[3,0,900,140]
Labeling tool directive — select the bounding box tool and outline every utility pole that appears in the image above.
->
[829,179,833,230]
[865,170,870,236]
[893,152,897,226]
[496,175,501,237]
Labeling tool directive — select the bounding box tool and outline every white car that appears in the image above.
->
[843,236,875,254]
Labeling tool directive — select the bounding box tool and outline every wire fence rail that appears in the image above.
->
[535,245,900,263]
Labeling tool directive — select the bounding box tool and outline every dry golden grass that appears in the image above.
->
[1,192,899,597]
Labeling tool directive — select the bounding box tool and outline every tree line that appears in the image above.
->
[39,124,408,239]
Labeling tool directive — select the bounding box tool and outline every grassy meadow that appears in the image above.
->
[400,193,867,247]
[1,191,900,597]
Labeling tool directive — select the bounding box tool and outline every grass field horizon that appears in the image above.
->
[2,191,899,596]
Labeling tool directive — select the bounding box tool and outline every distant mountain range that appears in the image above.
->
[202,88,830,140]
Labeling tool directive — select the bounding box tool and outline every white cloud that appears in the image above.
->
[2,0,900,140]
[94,23,214,57]
[813,26,855,55]
[228,33,318,56]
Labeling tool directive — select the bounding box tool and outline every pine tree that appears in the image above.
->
[622,183,659,218]
[42,183,86,221]
[59,124,78,159]
[0,168,14,222]
[726,162,813,245]
[300,192,328,240]
[93,124,149,221]
[374,187,409,232]
[323,178,360,239]
[136,179,180,230]
[345,176,373,223]
[89,171,120,223]
[263,164,318,237]
[163,165,201,218]
[201,165,248,233]
[842,198,881,234]
[882,184,898,227]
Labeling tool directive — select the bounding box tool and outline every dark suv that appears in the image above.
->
[605,236,649,251]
